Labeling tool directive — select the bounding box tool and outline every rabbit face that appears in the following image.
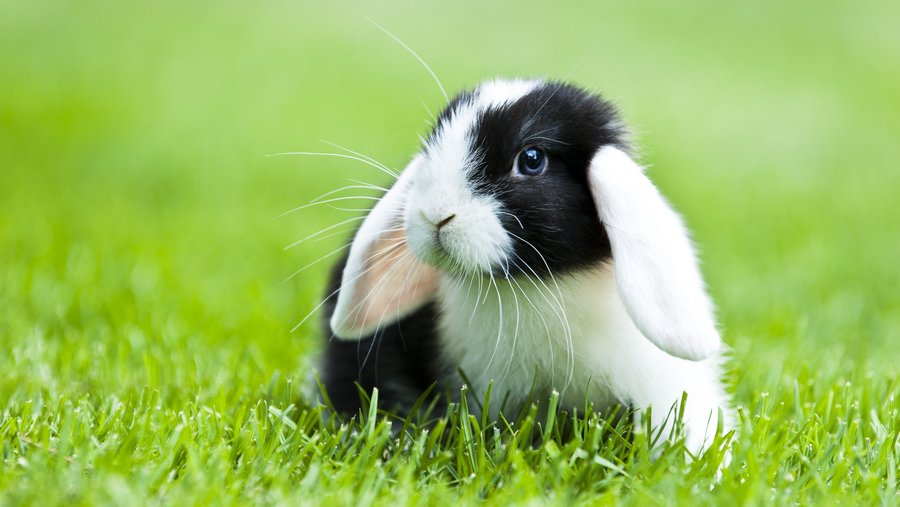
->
[404,79,626,279]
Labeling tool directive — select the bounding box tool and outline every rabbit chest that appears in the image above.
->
[435,263,672,418]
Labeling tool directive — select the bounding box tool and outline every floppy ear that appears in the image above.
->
[588,146,721,361]
[330,155,440,340]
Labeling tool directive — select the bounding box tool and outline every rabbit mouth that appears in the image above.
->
[426,247,514,281]
[409,231,500,279]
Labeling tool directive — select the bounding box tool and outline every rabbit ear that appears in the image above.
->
[330,156,440,340]
[588,146,721,361]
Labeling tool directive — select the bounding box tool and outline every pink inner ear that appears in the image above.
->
[338,229,440,336]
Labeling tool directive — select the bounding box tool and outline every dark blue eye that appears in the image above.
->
[517,147,547,176]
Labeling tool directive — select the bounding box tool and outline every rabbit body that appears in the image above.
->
[319,78,733,454]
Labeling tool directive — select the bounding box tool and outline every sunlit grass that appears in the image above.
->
[1,0,899,504]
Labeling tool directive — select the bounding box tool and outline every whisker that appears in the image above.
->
[453,268,477,312]
[365,16,448,102]
[283,215,366,249]
[283,243,351,282]
[418,94,436,122]
[478,272,505,384]
[355,248,416,372]
[303,227,361,246]
[266,151,398,179]
[468,271,483,325]
[523,61,581,132]
[507,270,555,383]
[509,247,575,393]
[501,266,521,383]
[304,239,408,337]
[523,80,566,131]
[522,135,571,147]
[318,139,398,178]
[523,125,559,140]
[346,240,416,363]
[364,236,408,262]
[309,184,384,205]
[496,210,524,230]
[326,206,378,213]
[389,247,427,351]
[281,195,383,215]
[348,178,390,192]
[291,255,393,334]
[289,233,408,333]
[293,257,395,332]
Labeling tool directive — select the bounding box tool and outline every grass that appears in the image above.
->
[2,0,899,504]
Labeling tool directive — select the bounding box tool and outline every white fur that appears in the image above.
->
[589,147,722,361]
[474,78,541,108]
[439,266,732,453]
[329,79,732,454]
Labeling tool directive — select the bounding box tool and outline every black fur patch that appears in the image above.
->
[468,82,626,276]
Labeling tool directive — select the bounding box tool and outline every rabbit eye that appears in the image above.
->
[516,147,547,176]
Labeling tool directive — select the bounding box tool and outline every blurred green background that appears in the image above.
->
[2,0,899,437]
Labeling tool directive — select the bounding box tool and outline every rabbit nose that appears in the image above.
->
[435,214,456,231]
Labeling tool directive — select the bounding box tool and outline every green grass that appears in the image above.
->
[2,0,900,504]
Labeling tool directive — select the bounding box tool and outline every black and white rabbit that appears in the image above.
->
[319,78,733,454]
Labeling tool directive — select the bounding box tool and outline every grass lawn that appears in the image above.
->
[2,0,899,504]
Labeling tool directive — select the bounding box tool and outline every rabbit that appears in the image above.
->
[318,78,733,455]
